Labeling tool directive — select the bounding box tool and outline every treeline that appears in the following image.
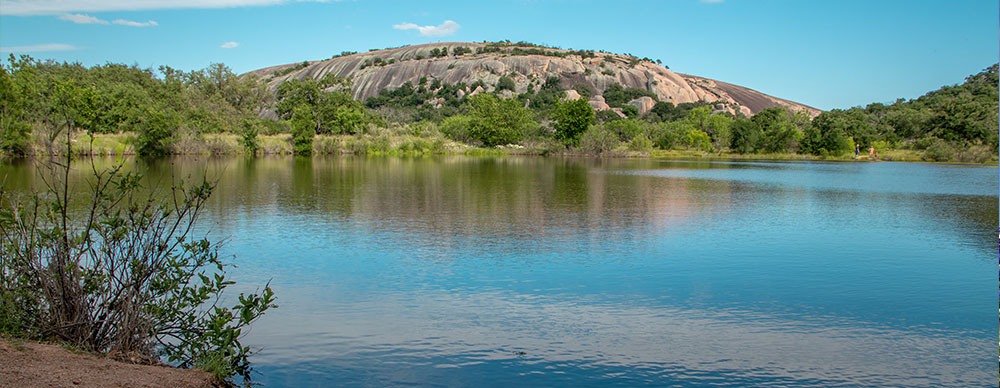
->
[1,54,996,162]
[0,55,272,157]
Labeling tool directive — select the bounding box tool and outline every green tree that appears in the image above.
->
[807,109,860,156]
[0,55,34,156]
[135,106,177,157]
[496,75,515,92]
[730,118,761,154]
[553,98,595,146]
[752,107,802,153]
[466,94,533,146]
[290,105,315,155]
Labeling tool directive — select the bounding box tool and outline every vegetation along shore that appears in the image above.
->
[1,42,996,163]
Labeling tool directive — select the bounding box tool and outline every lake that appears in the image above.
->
[2,156,997,387]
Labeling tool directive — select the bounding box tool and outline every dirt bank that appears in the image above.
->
[0,338,217,388]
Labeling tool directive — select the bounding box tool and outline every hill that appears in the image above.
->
[245,41,820,118]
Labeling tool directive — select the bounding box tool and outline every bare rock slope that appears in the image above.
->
[246,42,820,117]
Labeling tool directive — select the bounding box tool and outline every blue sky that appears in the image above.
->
[1,0,996,110]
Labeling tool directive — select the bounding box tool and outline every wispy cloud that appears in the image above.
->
[221,41,240,49]
[58,13,158,27]
[113,19,158,27]
[0,43,81,52]
[2,0,332,16]
[59,13,109,24]
[393,20,460,37]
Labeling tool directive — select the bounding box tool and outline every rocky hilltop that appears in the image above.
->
[246,42,820,117]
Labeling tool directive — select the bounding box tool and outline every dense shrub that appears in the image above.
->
[0,151,276,383]
[466,94,533,146]
[578,125,620,154]
[553,98,595,146]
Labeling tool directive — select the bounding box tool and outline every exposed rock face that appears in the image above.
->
[563,89,581,101]
[628,96,656,115]
[246,42,821,117]
[588,95,611,111]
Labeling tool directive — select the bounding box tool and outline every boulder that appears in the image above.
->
[588,95,610,111]
[563,89,581,101]
[627,96,656,115]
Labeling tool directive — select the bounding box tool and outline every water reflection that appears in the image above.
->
[1,156,996,387]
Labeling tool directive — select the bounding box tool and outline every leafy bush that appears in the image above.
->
[291,105,315,155]
[628,134,653,153]
[682,129,713,152]
[496,76,515,92]
[578,125,620,154]
[241,120,260,155]
[135,107,176,157]
[572,82,594,97]
[923,139,956,161]
[730,118,761,154]
[0,152,276,384]
[655,128,679,150]
[553,98,594,146]
[440,114,474,143]
[466,94,533,146]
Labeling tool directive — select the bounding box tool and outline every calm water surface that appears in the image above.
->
[3,156,997,387]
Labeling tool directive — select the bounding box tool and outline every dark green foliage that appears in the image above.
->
[135,107,176,157]
[277,74,369,135]
[602,84,657,108]
[553,98,595,146]
[429,47,449,58]
[654,128,679,149]
[291,105,315,155]
[595,109,623,123]
[241,120,260,155]
[496,75,516,92]
[730,118,761,153]
[272,61,309,77]
[804,109,864,156]
[452,46,472,56]
[622,105,639,118]
[526,77,565,111]
[752,107,802,153]
[572,82,594,97]
[0,56,36,156]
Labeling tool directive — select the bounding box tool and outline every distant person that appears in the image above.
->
[869,146,874,157]
[875,150,879,160]
[855,144,859,158]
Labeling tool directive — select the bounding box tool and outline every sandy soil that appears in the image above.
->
[0,338,217,388]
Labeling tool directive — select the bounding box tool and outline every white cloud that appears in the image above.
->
[58,13,109,24]
[113,19,158,27]
[221,41,240,49]
[699,0,724,3]
[393,20,460,37]
[0,43,81,52]
[2,0,332,16]
[57,13,158,27]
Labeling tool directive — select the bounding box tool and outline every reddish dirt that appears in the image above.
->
[0,338,217,388]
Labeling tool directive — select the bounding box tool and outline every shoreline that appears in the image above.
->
[8,132,997,166]
[0,337,217,388]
